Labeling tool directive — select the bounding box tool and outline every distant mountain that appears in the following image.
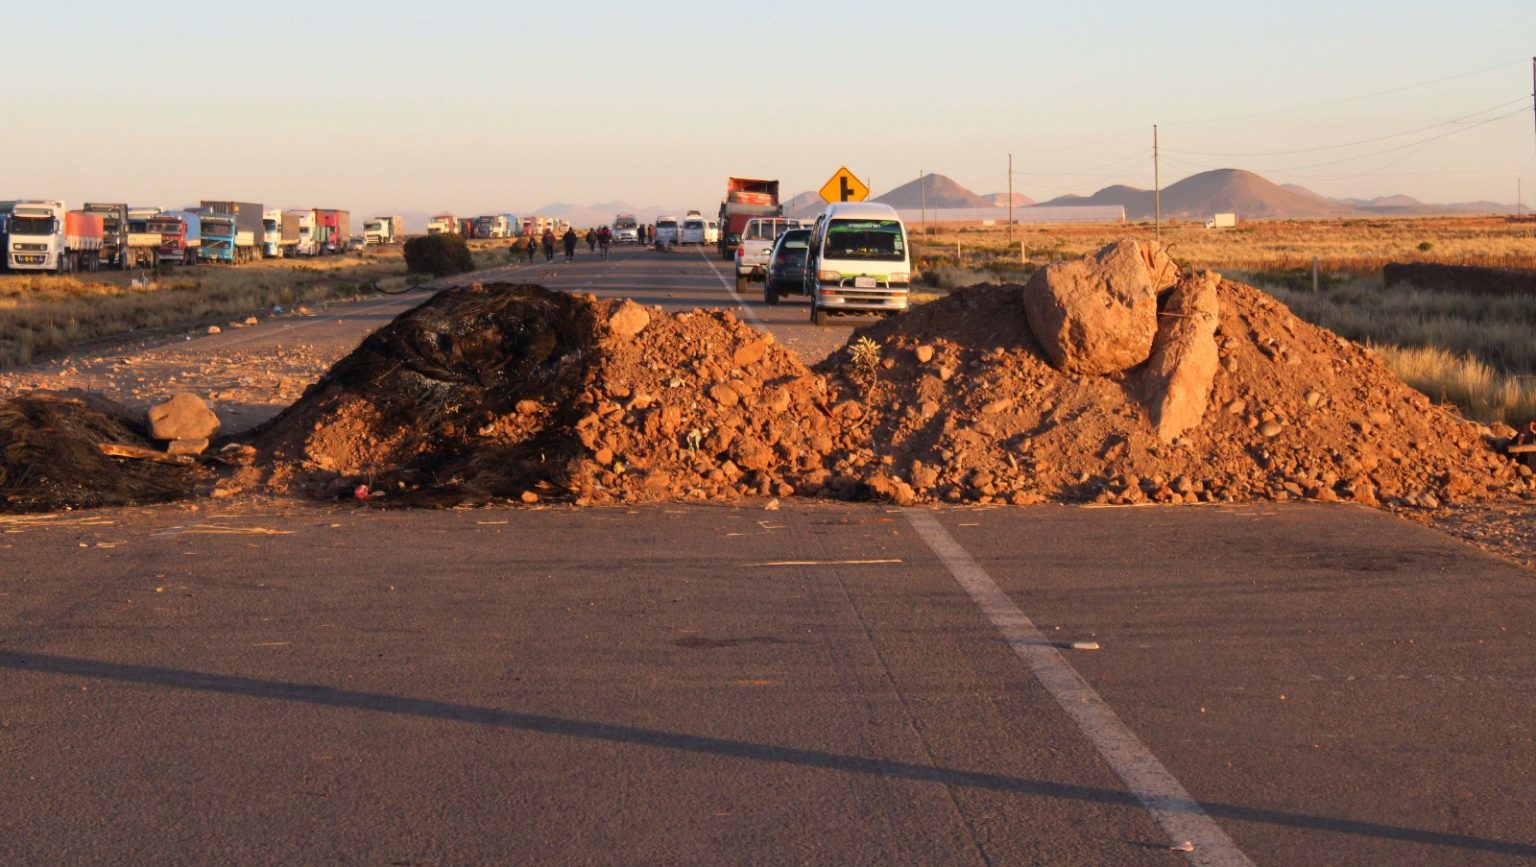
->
[1042,169,1343,220]
[983,192,1036,207]
[874,174,994,209]
[531,201,687,229]
[783,191,826,220]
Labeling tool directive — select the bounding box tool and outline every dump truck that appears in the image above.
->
[262,209,301,258]
[314,209,350,253]
[363,215,403,245]
[125,206,164,267]
[154,210,201,265]
[200,201,263,263]
[717,177,781,260]
[83,203,130,269]
[6,201,105,272]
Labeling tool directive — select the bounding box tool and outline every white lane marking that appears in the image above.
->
[696,249,767,330]
[902,509,1254,867]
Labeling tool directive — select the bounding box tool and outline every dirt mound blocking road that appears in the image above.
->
[830,271,1520,507]
[246,283,853,505]
[0,393,201,512]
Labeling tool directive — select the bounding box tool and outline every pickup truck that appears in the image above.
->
[732,217,801,291]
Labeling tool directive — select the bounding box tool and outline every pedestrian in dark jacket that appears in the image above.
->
[541,229,556,262]
[525,235,537,262]
[562,228,578,263]
[598,226,612,260]
[585,229,597,253]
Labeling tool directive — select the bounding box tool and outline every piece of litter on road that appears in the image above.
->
[1171,840,1195,852]
[152,524,294,537]
[1069,641,1101,651]
[764,498,780,511]
[748,559,902,567]
[476,520,509,525]
[253,641,291,647]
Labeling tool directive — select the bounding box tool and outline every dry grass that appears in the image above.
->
[912,215,1536,275]
[0,240,517,368]
[1368,345,1536,426]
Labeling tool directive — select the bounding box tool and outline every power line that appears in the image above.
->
[1163,97,1528,158]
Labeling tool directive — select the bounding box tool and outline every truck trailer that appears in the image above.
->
[200,201,264,263]
[263,209,302,258]
[6,201,105,272]
[83,203,130,269]
[314,209,350,254]
[362,215,403,245]
[717,177,781,260]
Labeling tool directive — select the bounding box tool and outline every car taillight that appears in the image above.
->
[774,254,785,264]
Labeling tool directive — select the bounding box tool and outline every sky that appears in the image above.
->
[3,0,1533,218]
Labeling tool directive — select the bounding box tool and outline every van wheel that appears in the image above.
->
[810,302,830,326]
[764,282,779,306]
[735,273,747,292]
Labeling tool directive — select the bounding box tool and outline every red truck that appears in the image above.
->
[717,177,781,260]
[314,209,351,254]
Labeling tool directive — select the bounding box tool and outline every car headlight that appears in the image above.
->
[889,272,910,284]
[817,270,841,282]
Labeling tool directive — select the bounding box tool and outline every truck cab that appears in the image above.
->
[198,209,237,263]
[126,206,164,267]
[84,203,129,269]
[152,211,200,266]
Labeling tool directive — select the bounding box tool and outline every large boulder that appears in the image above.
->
[1142,271,1221,442]
[146,393,221,442]
[1023,240,1177,375]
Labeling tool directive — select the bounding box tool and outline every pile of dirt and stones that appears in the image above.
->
[243,283,855,505]
[826,240,1528,508]
[0,392,204,512]
[237,248,1529,512]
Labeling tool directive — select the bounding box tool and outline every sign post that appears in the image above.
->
[819,167,870,204]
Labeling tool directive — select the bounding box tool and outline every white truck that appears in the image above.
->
[363,215,404,245]
[427,214,457,235]
[287,209,319,256]
[6,200,104,273]
[733,217,802,290]
[1206,213,1237,229]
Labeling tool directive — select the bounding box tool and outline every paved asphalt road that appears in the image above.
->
[2,245,1534,865]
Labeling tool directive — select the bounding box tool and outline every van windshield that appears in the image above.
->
[825,219,905,261]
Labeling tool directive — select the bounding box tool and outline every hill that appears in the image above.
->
[983,192,1037,207]
[783,191,826,220]
[1042,169,1344,220]
[874,174,994,209]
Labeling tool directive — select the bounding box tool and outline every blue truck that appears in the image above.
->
[197,207,237,263]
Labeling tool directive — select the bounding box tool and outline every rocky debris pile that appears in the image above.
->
[0,392,201,512]
[827,241,1526,508]
[245,284,856,505]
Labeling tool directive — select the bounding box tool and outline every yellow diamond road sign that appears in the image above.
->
[819,167,869,204]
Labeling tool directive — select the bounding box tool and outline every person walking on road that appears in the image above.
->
[598,225,612,261]
[541,228,556,263]
[562,227,578,263]
[585,228,597,253]
[525,235,537,263]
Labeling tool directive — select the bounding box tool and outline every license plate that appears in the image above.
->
[853,276,877,289]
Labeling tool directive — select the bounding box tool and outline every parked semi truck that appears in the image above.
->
[155,210,201,265]
[473,214,513,238]
[314,209,350,253]
[363,215,403,245]
[717,177,781,260]
[83,203,130,269]
[200,201,263,263]
[125,206,164,267]
[263,209,302,257]
[0,202,15,271]
[427,214,457,235]
[286,209,318,256]
[6,201,105,272]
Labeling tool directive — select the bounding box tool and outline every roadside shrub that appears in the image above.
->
[403,234,475,278]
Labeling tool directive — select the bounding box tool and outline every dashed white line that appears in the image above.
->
[903,509,1254,867]
[695,249,767,330]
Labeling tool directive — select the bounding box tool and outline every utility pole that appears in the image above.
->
[1007,153,1015,245]
[1154,124,1162,245]
[919,171,927,236]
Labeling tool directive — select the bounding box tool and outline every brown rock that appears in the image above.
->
[146,393,221,441]
[733,339,768,368]
[1142,271,1221,442]
[708,384,739,407]
[166,438,209,456]
[608,301,651,337]
[1022,240,1176,375]
[914,345,935,364]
